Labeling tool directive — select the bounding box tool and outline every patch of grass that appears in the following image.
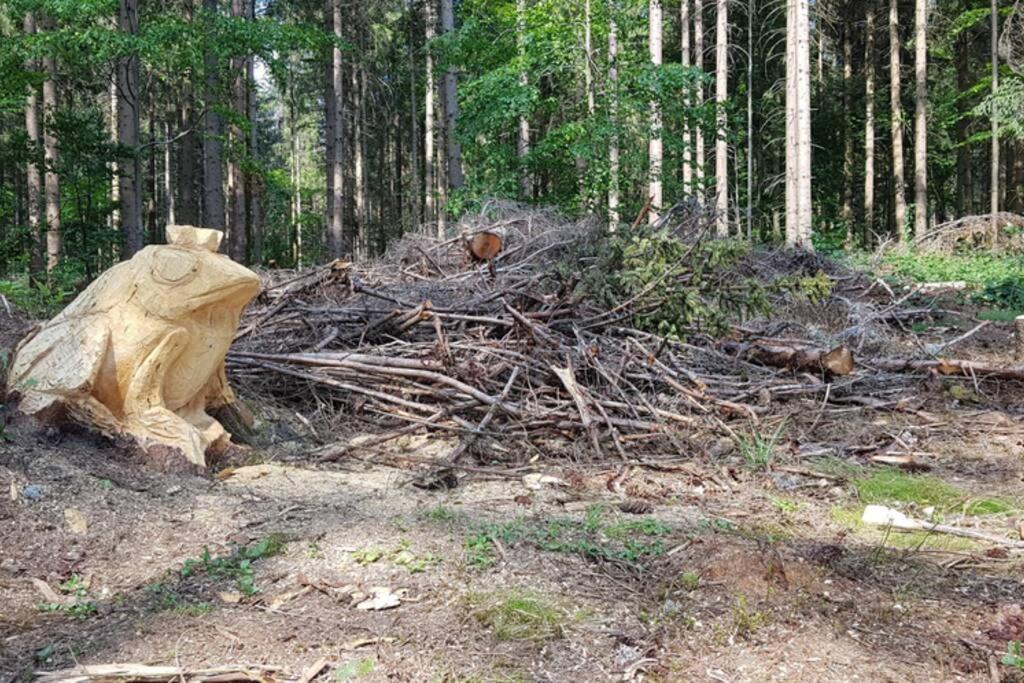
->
[463,510,672,569]
[963,498,1016,515]
[771,497,801,515]
[811,456,863,479]
[731,596,770,638]
[467,589,570,642]
[830,505,863,530]
[179,534,287,597]
[334,658,376,680]
[422,504,459,524]
[678,571,700,591]
[734,421,786,470]
[883,530,980,552]
[1003,641,1024,670]
[853,469,963,509]
[174,601,215,617]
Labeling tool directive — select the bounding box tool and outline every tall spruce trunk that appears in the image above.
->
[841,3,853,234]
[648,0,663,224]
[608,10,620,231]
[23,12,43,276]
[203,0,226,232]
[912,0,927,239]
[247,0,262,264]
[864,2,876,243]
[796,0,812,248]
[714,0,727,236]
[694,0,704,198]
[440,0,464,189]
[407,7,420,233]
[228,0,248,262]
[516,0,530,199]
[681,0,691,194]
[888,0,906,240]
[328,0,345,257]
[41,27,61,269]
[424,0,438,226]
[117,0,144,256]
[991,0,1000,240]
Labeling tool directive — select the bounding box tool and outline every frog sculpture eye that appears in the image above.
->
[152,249,200,286]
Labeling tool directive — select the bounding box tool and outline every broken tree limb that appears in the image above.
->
[719,340,855,376]
[34,663,282,683]
[869,357,1024,380]
[862,505,1024,550]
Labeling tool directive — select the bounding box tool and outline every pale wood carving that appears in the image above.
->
[7,226,260,468]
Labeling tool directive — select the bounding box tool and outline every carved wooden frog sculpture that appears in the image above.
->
[7,225,260,468]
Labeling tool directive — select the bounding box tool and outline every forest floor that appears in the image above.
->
[3,240,1024,681]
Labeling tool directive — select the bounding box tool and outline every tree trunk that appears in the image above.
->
[954,34,971,215]
[608,11,620,232]
[889,0,906,241]
[991,0,1000,240]
[746,0,753,237]
[694,0,704,198]
[714,0,727,236]
[228,0,247,263]
[328,0,345,257]
[117,0,143,256]
[796,0,812,249]
[648,0,663,225]
[864,1,876,243]
[203,0,226,232]
[516,0,530,199]
[407,9,420,233]
[440,0,464,190]
[424,0,437,226]
[785,0,795,246]
[912,0,927,240]
[841,3,853,235]
[165,119,175,226]
[354,63,366,254]
[681,0,691,194]
[23,12,43,277]
[247,0,262,264]
[41,26,61,270]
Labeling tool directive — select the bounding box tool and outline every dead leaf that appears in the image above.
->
[355,586,404,611]
[215,467,237,481]
[298,658,329,683]
[268,585,312,611]
[218,591,243,604]
[63,508,89,535]
[343,636,397,650]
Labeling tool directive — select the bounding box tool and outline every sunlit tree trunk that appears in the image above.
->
[681,0,692,194]
[23,12,43,276]
[228,0,248,262]
[746,0,753,237]
[714,0,727,236]
[247,0,262,263]
[991,0,1000,240]
[407,6,420,232]
[425,0,437,226]
[608,10,620,232]
[864,2,876,243]
[841,3,853,237]
[516,0,530,199]
[786,0,812,249]
[41,20,61,269]
[328,0,345,257]
[440,0,464,190]
[694,0,704,198]
[203,0,226,233]
[889,0,906,240]
[648,0,663,224]
[913,0,927,240]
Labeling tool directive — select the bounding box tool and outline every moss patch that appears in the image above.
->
[853,470,963,509]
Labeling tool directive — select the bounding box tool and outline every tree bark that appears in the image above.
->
[681,0,692,194]
[694,0,705,199]
[889,0,906,240]
[786,0,812,249]
[713,0,727,236]
[247,0,262,264]
[23,12,43,277]
[203,0,226,232]
[117,0,144,257]
[41,23,61,270]
[228,0,247,263]
[440,0,464,190]
[328,0,345,257]
[407,8,420,233]
[648,0,663,224]
[516,0,530,200]
[608,11,620,232]
[991,0,1000,241]
[864,1,876,242]
[913,0,927,240]
[841,2,853,235]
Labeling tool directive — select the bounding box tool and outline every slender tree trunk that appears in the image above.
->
[41,24,61,269]
[608,11,620,232]
[516,0,530,199]
[177,92,200,225]
[714,0,727,236]
[796,0,812,249]
[354,64,366,253]
[228,0,247,262]
[694,0,705,198]
[991,0,1000,240]
[681,0,692,194]
[584,0,596,115]
[913,0,927,240]
[440,0,464,190]
[407,6,420,233]
[203,0,226,232]
[424,0,437,226]
[841,4,853,234]
[110,80,120,237]
[889,0,906,240]
[746,0,753,237]
[785,0,796,245]
[648,0,663,224]
[864,1,876,243]
[248,0,262,264]
[328,0,345,257]
[955,34,971,215]
[165,119,175,226]
[23,12,43,276]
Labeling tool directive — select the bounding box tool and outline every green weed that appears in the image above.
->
[853,469,963,509]
[36,574,96,619]
[334,658,376,680]
[732,596,770,637]
[467,589,571,641]
[1003,641,1024,669]
[678,571,700,591]
[179,534,287,597]
[734,421,786,470]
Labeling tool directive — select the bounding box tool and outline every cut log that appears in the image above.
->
[721,341,855,376]
[466,228,505,261]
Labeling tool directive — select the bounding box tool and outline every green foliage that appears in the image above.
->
[1003,641,1024,670]
[852,470,963,509]
[734,421,786,470]
[883,252,1024,311]
[467,589,570,641]
[334,659,376,680]
[36,574,96,619]
[179,534,287,597]
[581,227,770,339]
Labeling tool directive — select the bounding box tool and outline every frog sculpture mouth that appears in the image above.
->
[6,225,261,471]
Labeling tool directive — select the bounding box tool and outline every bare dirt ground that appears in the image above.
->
[3,249,1024,682]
